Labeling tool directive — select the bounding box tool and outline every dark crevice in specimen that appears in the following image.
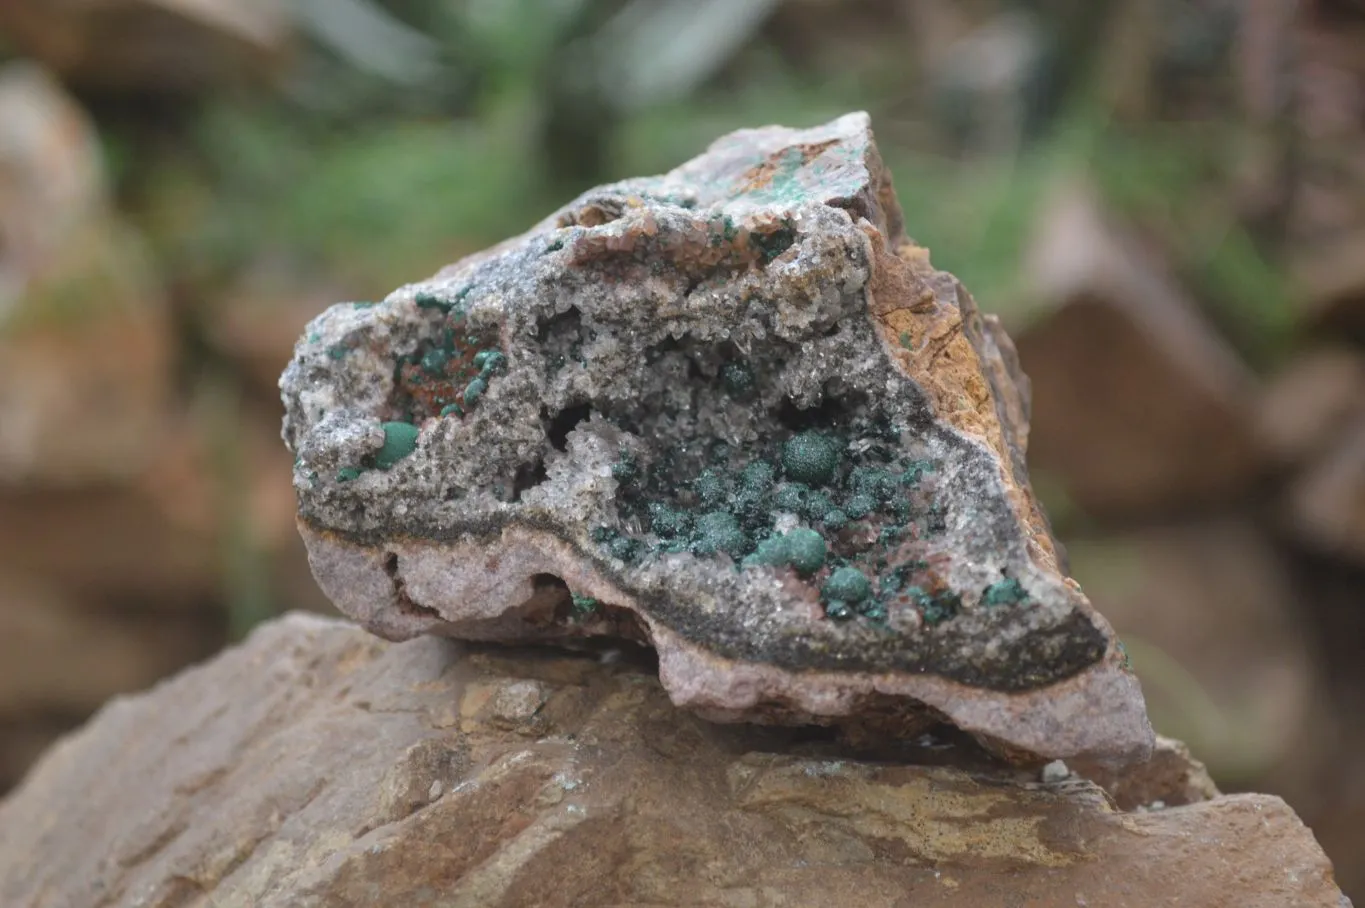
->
[511,459,549,501]
[384,552,440,619]
[545,403,593,452]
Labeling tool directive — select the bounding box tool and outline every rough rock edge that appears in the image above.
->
[0,613,1347,908]
[302,523,1147,765]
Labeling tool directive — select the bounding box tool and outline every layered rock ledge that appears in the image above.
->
[0,614,1346,908]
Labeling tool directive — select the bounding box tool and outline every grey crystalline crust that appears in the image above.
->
[281,112,1153,765]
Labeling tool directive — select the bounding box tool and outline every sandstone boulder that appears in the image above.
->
[0,613,1346,908]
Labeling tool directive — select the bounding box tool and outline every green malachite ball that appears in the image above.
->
[375,422,420,469]
[822,566,871,603]
[781,432,840,485]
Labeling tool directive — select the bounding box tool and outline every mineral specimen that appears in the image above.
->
[281,112,1153,765]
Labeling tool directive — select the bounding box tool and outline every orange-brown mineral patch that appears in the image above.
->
[863,225,1060,572]
[737,138,841,194]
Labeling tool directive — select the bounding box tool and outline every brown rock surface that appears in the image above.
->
[1018,184,1263,521]
[0,613,1346,907]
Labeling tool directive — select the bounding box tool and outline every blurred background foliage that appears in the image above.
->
[3,0,1365,896]
[89,0,1293,356]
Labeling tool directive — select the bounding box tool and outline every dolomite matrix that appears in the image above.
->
[281,112,1153,765]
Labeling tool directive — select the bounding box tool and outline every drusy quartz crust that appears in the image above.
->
[281,113,1153,765]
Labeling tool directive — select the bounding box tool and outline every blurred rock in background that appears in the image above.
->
[1066,518,1324,787]
[0,50,328,795]
[0,0,291,93]
[0,63,171,488]
[0,0,1364,899]
[1018,182,1265,521]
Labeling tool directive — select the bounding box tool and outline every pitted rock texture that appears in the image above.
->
[281,112,1151,764]
[0,615,1347,908]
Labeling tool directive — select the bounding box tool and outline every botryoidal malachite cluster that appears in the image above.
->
[281,112,1153,765]
[597,425,963,625]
